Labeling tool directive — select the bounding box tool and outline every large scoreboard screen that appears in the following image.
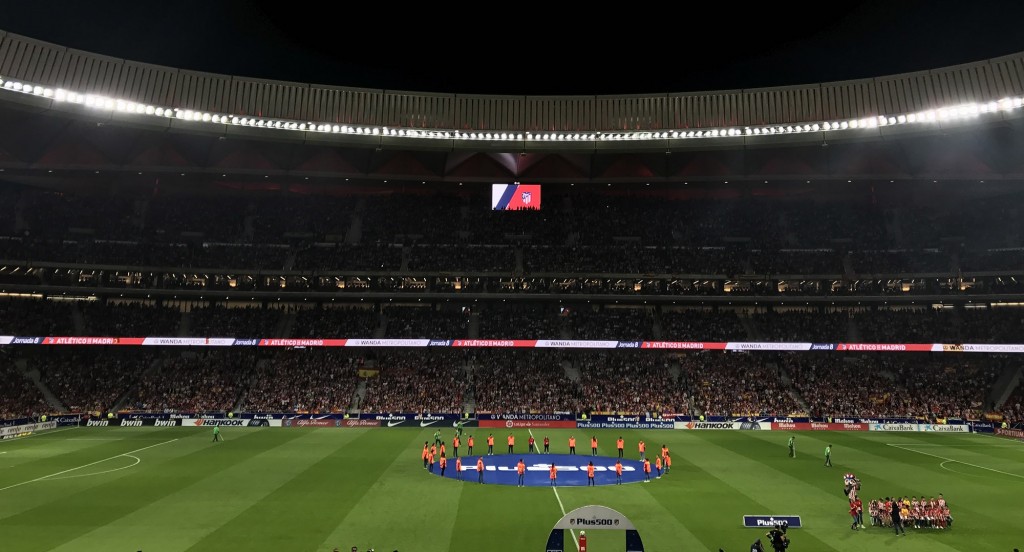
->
[491,183,541,210]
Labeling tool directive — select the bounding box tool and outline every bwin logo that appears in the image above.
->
[120,420,144,427]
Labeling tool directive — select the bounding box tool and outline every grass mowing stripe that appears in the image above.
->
[0,428,290,552]
[317,428,465,552]
[0,438,177,492]
[183,428,415,552]
[50,428,370,552]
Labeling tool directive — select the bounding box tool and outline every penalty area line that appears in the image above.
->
[529,428,580,551]
[886,443,1024,480]
[0,438,178,492]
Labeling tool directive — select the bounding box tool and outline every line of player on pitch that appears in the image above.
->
[419,435,673,484]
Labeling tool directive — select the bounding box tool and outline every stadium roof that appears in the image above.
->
[2,18,1024,182]
[3,1,1024,96]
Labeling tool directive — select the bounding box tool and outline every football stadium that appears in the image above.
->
[2,5,1024,552]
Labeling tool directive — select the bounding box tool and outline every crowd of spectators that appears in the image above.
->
[850,250,952,275]
[384,306,468,339]
[571,308,653,340]
[360,194,463,244]
[685,353,802,417]
[660,310,747,342]
[1000,382,1024,425]
[361,351,467,413]
[479,304,565,339]
[0,360,48,419]
[959,249,1024,272]
[472,350,582,414]
[749,249,843,276]
[187,305,282,337]
[82,302,181,336]
[785,355,927,417]
[250,196,355,241]
[882,355,1004,420]
[292,307,380,338]
[754,310,850,342]
[576,352,689,415]
[407,245,514,272]
[0,299,76,336]
[36,350,154,414]
[855,309,951,343]
[958,308,1024,343]
[293,244,403,271]
[127,351,252,412]
[245,350,360,413]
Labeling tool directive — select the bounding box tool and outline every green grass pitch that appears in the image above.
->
[0,426,1021,551]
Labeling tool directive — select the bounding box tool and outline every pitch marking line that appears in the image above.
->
[0,438,177,492]
[48,455,141,481]
[885,443,1023,448]
[887,443,1024,480]
[529,429,580,551]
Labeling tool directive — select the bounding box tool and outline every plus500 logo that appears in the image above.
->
[573,518,618,526]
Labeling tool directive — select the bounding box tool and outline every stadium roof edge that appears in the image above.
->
[3,29,1024,153]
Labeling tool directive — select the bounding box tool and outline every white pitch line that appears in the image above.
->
[48,455,141,481]
[530,428,580,551]
[887,443,1024,480]
[885,443,1023,448]
[0,438,177,492]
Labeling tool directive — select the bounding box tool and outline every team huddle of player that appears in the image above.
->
[867,495,953,530]
[842,472,953,532]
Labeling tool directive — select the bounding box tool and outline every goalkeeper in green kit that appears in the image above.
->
[212,425,222,442]
[434,430,441,447]
[788,435,795,458]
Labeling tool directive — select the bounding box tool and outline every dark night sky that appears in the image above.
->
[2,1,1024,95]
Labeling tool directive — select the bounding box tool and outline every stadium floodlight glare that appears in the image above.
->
[4,74,1024,147]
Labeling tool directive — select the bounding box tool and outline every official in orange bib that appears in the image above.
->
[439,455,447,477]
[422,442,429,469]
[549,464,558,486]
[455,457,463,480]
[476,457,485,484]
[591,436,598,456]
[453,436,460,457]
[517,459,526,487]
[587,461,596,486]
[616,437,624,458]
[639,440,646,461]
[468,435,475,455]
[643,458,651,482]
[487,434,495,455]
[655,456,663,479]
[569,436,576,455]
[615,460,623,485]
[507,433,515,454]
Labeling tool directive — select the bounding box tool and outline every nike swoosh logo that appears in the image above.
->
[387,421,403,427]
[420,421,438,427]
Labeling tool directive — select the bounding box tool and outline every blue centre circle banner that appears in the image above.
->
[427,454,654,486]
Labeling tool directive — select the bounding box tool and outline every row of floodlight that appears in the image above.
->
[3,77,1023,143]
